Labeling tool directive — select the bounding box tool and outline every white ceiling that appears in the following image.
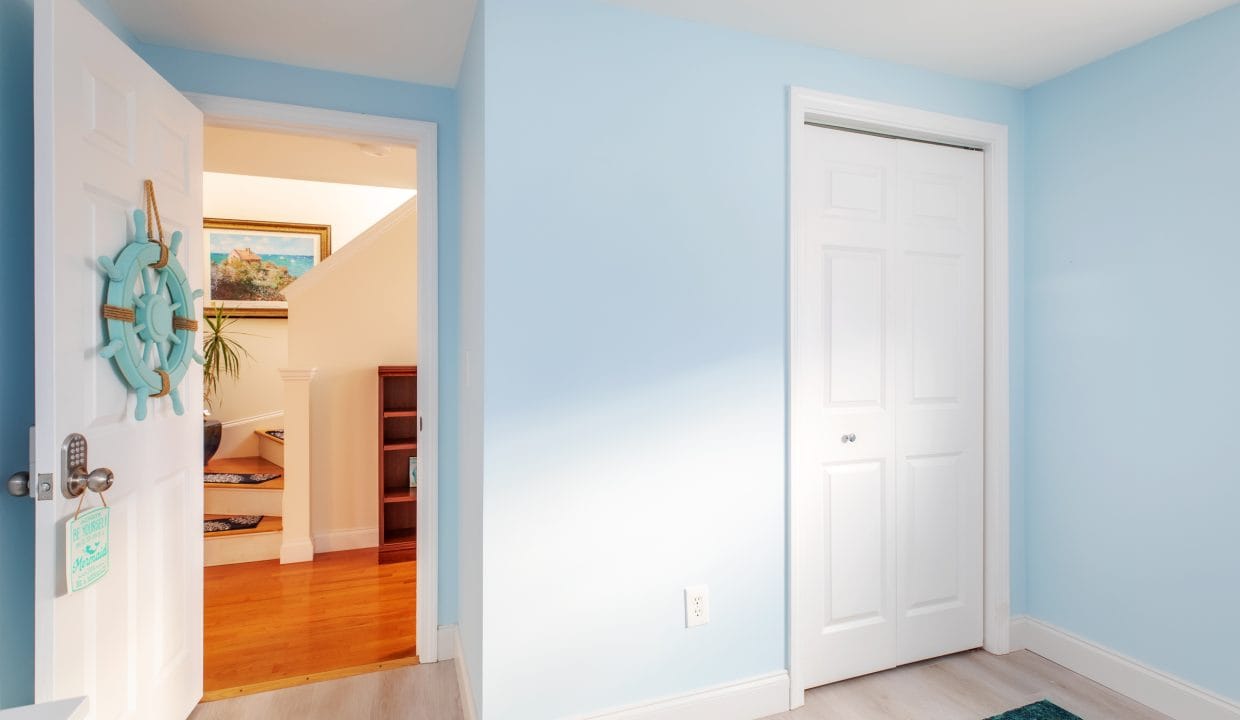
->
[108,0,476,87]
[606,0,1237,87]
[108,0,1233,90]
[205,126,418,189]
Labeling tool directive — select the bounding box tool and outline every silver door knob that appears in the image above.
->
[840,433,857,444]
[7,472,30,497]
[65,466,114,498]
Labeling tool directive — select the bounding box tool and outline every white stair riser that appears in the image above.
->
[258,436,284,467]
[204,530,281,566]
[204,486,282,516]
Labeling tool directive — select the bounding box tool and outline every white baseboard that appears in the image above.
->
[433,627,786,720]
[438,625,478,720]
[1012,616,1240,720]
[437,626,458,660]
[582,672,790,720]
[312,527,378,553]
[279,538,314,564]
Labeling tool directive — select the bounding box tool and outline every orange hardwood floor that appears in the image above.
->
[203,548,416,697]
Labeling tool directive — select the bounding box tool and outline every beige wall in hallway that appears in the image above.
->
[286,198,418,546]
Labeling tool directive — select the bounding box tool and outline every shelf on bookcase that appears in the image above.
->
[383,488,417,504]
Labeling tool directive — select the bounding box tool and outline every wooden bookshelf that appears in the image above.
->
[378,366,417,555]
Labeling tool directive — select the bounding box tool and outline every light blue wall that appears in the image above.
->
[476,1,1026,717]
[456,2,486,713]
[133,44,465,625]
[1026,5,1240,701]
[0,0,36,708]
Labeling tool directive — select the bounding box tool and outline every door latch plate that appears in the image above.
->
[36,473,53,501]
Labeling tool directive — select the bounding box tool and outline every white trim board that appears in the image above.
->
[436,625,458,660]
[279,538,314,565]
[581,672,790,720]
[1012,617,1240,720]
[437,625,478,720]
[312,527,379,553]
[218,409,284,428]
[787,87,1011,708]
[188,93,441,663]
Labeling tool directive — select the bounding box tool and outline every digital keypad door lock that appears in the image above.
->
[61,433,114,499]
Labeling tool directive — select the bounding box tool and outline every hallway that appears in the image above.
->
[204,548,416,698]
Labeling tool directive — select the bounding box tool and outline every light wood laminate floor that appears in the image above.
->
[189,649,1164,720]
[189,661,462,720]
[204,548,415,695]
[763,649,1168,720]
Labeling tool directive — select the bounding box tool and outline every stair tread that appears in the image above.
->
[204,514,282,539]
[256,429,285,445]
[204,476,284,490]
[205,456,283,476]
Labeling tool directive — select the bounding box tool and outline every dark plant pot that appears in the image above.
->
[204,419,222,465]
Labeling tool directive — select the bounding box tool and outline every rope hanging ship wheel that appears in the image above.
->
[98,180,204,421]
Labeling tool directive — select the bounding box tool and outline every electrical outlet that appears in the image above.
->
[685,585,710,628]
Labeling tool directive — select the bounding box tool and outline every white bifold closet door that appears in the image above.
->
[795,124,984,689]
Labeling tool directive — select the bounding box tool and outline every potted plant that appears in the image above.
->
[201,305,251,464]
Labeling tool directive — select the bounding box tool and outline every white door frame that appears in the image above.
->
[185,93,442,663]
[788,87,1010,707]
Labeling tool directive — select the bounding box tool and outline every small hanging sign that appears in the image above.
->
[66,505,110,593]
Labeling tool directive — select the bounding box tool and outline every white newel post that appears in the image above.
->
[278,367,317,564]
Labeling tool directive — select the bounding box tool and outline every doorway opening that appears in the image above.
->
[192,98,440,700]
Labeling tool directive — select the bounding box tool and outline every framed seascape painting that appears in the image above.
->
[204,218,332,318]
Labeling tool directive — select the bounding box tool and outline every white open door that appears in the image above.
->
[32,0,204,718]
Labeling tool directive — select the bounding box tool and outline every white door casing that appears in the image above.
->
[34,0,204,717]
[788,88,1011,708]
[793,125,983,689]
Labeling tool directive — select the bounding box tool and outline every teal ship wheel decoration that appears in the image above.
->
[97,180,204,421]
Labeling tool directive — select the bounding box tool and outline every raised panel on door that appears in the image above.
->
[894,139,984,665]
[823,461,887,627]
[811,460,896,682]
[35,0,204,717]
[910,256,961,405]
[903,453,964,611]
[824,249,885,408]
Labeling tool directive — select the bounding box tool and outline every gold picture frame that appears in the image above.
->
[204,218,332,318]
